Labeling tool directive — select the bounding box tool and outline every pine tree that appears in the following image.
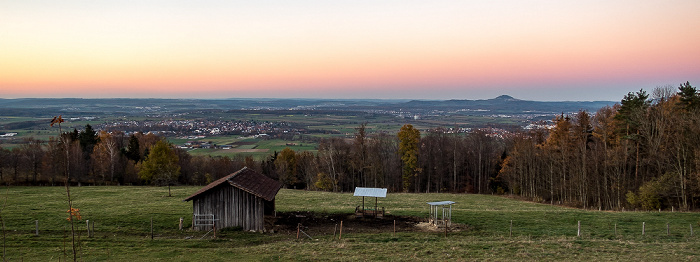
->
[398,124,420,192]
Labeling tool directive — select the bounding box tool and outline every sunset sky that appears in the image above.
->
[2,1,699,101]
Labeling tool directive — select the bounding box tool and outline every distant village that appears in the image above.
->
[97,119,297,136]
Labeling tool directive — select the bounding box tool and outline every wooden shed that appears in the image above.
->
[183,167,282,232]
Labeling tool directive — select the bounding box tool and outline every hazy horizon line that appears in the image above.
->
[0,95,619,103]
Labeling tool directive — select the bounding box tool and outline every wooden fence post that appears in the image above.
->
[577,221,581,237]
[642,222,645,236]
[35,220,39,236]
[333,224,337,240]
[339,221,343,240]
[179,217,183,230]
[614,223,617,236]
[510,220,513,237]
[86,220,90,238]
[393,220,396,237]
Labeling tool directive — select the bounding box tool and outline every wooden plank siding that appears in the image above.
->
[192,184,271,232]
[185,167,281,232]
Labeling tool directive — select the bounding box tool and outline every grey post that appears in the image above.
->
[509,220,512,237]
[577,221,581,237]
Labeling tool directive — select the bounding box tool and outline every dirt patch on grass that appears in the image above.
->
[269,211,467,237]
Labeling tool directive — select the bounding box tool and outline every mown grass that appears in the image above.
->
[1,187,700,261]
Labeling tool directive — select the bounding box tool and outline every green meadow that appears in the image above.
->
[1,187,700,261]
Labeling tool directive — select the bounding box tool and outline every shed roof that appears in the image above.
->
[427,201,456,206]
[353,187,387,198]
[183,167,282,202]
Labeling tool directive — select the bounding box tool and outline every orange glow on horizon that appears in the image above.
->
[2,1,699,100]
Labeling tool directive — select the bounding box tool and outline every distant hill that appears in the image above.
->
[392,95,614,115]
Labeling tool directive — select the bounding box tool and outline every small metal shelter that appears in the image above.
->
[353,187,387,217]
[427,201,455,227]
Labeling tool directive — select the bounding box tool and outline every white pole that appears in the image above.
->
[449,205,452,227]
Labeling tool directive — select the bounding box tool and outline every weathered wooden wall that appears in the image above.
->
[192,184,267,231]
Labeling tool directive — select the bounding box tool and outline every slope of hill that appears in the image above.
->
[394,95,613,115]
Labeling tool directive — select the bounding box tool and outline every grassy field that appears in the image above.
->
[2,187,700,261]
[180,138,319,160]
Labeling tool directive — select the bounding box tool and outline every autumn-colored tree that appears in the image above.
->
[275,148,299,188]
[314,172,335,191]
[671,82,700,209]
[139,140,180,196]
[592,105,622,209]
[93,131,119,184]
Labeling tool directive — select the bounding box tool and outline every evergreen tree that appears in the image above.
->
[78,124,99,154]
[677,81,699,111]
[123,134,141,162]
[398,124,420,192]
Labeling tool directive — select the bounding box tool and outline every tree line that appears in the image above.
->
[265,122,505,195]
[500,82,700,210]
[1,82,698,211]
[0,127,253,187]
[0,123,505,196]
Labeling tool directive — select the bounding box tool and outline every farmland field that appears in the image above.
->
[2,186,700,261]
[181,138,318,159]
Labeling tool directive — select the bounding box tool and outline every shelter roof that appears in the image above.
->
[183,167,282,202]
[427,201,456,206]
[353,187,387,198]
